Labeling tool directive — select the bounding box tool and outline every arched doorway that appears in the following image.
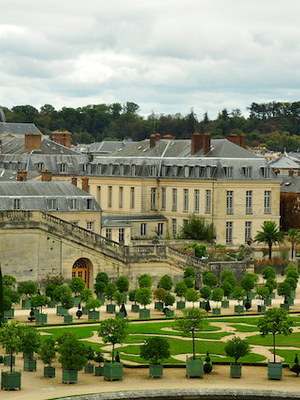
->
[72,258,92,288]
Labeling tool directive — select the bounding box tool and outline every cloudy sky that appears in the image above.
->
[1,0,300,118]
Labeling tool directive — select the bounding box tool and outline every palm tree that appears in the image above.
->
[285,228,300,260]
[254,221,284,259]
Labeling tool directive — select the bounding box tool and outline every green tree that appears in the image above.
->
[153,288,167,304]
[98,318,129,362]
[116,276,129,293]
[140,337,170,364]
[135,288,152,308]
[202,272,217,288]
[174,281,188,300]
[95,272,109,284]
[220,270,237,287]
[261,266,276,281]
[224,336,250,364]
[178,214,216,242]
[0,321,23,372]
[38,337,56,366]
[254,221,284,259]
[240,273,259,293]
[184,267,196,279]
[258,308,293,363]
[86,298,103,311]
[183,276,195,288]
[175,308,207,359]
[30,294,49,313]
[69,277,86,297]
[277,281,292,304]
[20,325,41,359]
[211,288,224,308]
[105,283,117,304]
[200,286,211,302]
[232,286,246,305]
[285,228,300,259]
[138,274,152,288]
[164,292,175,308]
[158,275,173,291]
[18,281,38,298]
[58,335,88,371]
[184,288,200,306]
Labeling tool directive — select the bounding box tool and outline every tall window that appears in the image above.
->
[161,187,166,211]
[119,228,125,243]
[130,187,135,209]
[183,189,189,212]
[119,186,123,208]
[194,189,200,213]
[246,190,253,214]
[69,198,77,210]
[172,188,177,212]
[245,221,252,241]
[86,198,92,210]
[97,186,101,205]
[157,223,164,236]
[106,228,112,240]
[225,222,233,244]
[141,223,147,236]
[13,198,20,210]
[264,190,271,214]
[151,188,157,210]
[86,221,94,231]
[59,163,66,173]
[226,190,233,214]
[205,190,211,214]
[172,219,177,236]
[48,198,57,210]
[108,186,112,208]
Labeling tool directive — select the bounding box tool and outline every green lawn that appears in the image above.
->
[247,332,300,347]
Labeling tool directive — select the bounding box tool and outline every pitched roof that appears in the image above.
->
[0,122,42,136]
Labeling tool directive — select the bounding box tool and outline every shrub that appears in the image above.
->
[140,337,170,364]
[224,336,250,364]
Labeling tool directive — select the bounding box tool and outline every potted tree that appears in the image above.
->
[80,287,93,314]
[153,288,167,311]
[105,282,117,313]
[255,286,270,312]
[140,336,171,378]
[174,280,188,310]
[116,275,129,303]
[184,288,200,308]
[220,280,233,308]
[20,325,41,372]
[176,308,207,378]
[84,345,95,374]
[258,307,293,380]
[30,294,49,324]
[86,298,102,321]
[232,286,246,313]
[135,288,152,319]
[94,352,104,376]
[53,285,72,316]
[138,274,152,289]
[58,334,88,384]
[277,281,292,310]
[60,290,75,323]
[18,281,38,309]
[38,337,56,378]
[113,290,126,318]
[199,286,211,310]
[241,273,259,307]
[69,277,85,306]
[0,321,23,390]
[97,318,129,381]
[211,287,224,315]
[164,292,175,317]
[129,289,139,313]
[94,271,109,302]
[224,336,250,378]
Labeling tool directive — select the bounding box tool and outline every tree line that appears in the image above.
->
[3,101,300,151]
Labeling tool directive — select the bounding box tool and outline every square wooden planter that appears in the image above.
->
[264,298,272,306]
[268,362,282,380]
[62,368,78,384]
[103,362,123,381]
[22,299,31,309]
[154,302,163,310]
[234,305,244,314]
[212,308,221,315]
[1,371,21,391]
[84,363,94,374]
[64,314,73,323]
[221,300,229,308]
[44,366,55,378]
[4,355,15,366]
[280,303,289,311]
[165,309,174,318]
[23,358,37,372]
[73,296,81,306]
[106,304,116,313]
[131,304,140,313]
[149,363,163,378]
[186,357,203,378]
[56,306,68,316]
[4,308,14,319]
[176,301,186,310]
[139,308,150,319]
[230,363,242,378]
[115,312,125,319]
[36,313,47,325]
[94,366,104,376]
[199,301,206,310]
[88,310,100,321]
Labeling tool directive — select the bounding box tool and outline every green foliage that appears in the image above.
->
[45,282,58,300]
[94,280,107,296]
[20,325,41,357]
[98,318,129,361]
[258,307,293,363]
[135,288,152,308]
[81,288,93,303]
[232,286,246,304]
[30,294,49,312]
[261,266,276,281]
[164,293,175,307]
[220,270,237,287]
[53,285,72,303]
[69,277,86,296]
[256,286,270,300]
[184,243,206,258]
[17,281,38,298]
[211,288,224,304]
[116,276,129,293]
[178,214,216,242]
[129,289,138,303]
[285,264,299,281]
[95,272,109,284]
[3,275,16,288]
[220,281,233,298]
[183,276,194,288]
[60,291,74,310]
[224,336,250,363]
[240,273,259,292]
[105,283,117,302]
[277,281,292,302]
[86,298,102,311]
[113,291,126,307]
[184,267,196,279]
[153,288,167,303]
[174,281,188,299]
[200,286,211,300]
[184,288,200,304]
[254,221,284,259]
[140,337,170,364]
[138,274,152,288]
[58,336,88,370]
[0,321,23,370]
[38,337,56,366]
[202,272,217,288]
[158,275,173,291]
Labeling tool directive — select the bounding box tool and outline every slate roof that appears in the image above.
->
[281,176,300,193]
[270,156,300,169]
[0,181,101,212]
[0,122,42,136]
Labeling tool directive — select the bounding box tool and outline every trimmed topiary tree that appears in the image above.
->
[140,337,170,378]
[224,336,250,378]
[38,337,56,378]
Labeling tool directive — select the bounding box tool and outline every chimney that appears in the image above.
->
[81,176,89,192]
[226,133,246,148]
[71,176,78,186]
[25,132,42,152]
[149,132,161,148]
[51,130,72,148]
[41,170,52,181]
[162,134,175,140]
[17,170,28,181]
[191,132,211,155]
